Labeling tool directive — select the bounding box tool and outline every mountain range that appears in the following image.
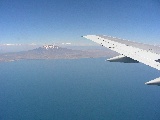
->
[0,45,117,62]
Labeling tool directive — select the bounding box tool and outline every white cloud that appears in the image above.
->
[29,43,37,46]
[2,44,21,46]
[0,43,39,46]
[61,43,71,45]
[66,43,71,45]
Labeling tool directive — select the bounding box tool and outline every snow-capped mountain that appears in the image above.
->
[32,45,74,53]
[43,45,59,50]
[0,45,114,62]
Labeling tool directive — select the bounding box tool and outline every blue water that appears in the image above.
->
[0,58,160,120]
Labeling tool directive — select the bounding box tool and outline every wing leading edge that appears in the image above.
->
[83,35,160,85]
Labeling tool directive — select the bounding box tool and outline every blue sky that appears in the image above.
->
[0,0,160,46]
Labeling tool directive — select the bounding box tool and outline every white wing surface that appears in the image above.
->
[83,35,160,85]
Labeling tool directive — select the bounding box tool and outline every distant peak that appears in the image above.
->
[43,45,59,50]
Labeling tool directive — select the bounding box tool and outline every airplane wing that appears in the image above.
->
[83,35,160,85]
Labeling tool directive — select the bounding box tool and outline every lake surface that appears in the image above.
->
[0,58,160,120]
